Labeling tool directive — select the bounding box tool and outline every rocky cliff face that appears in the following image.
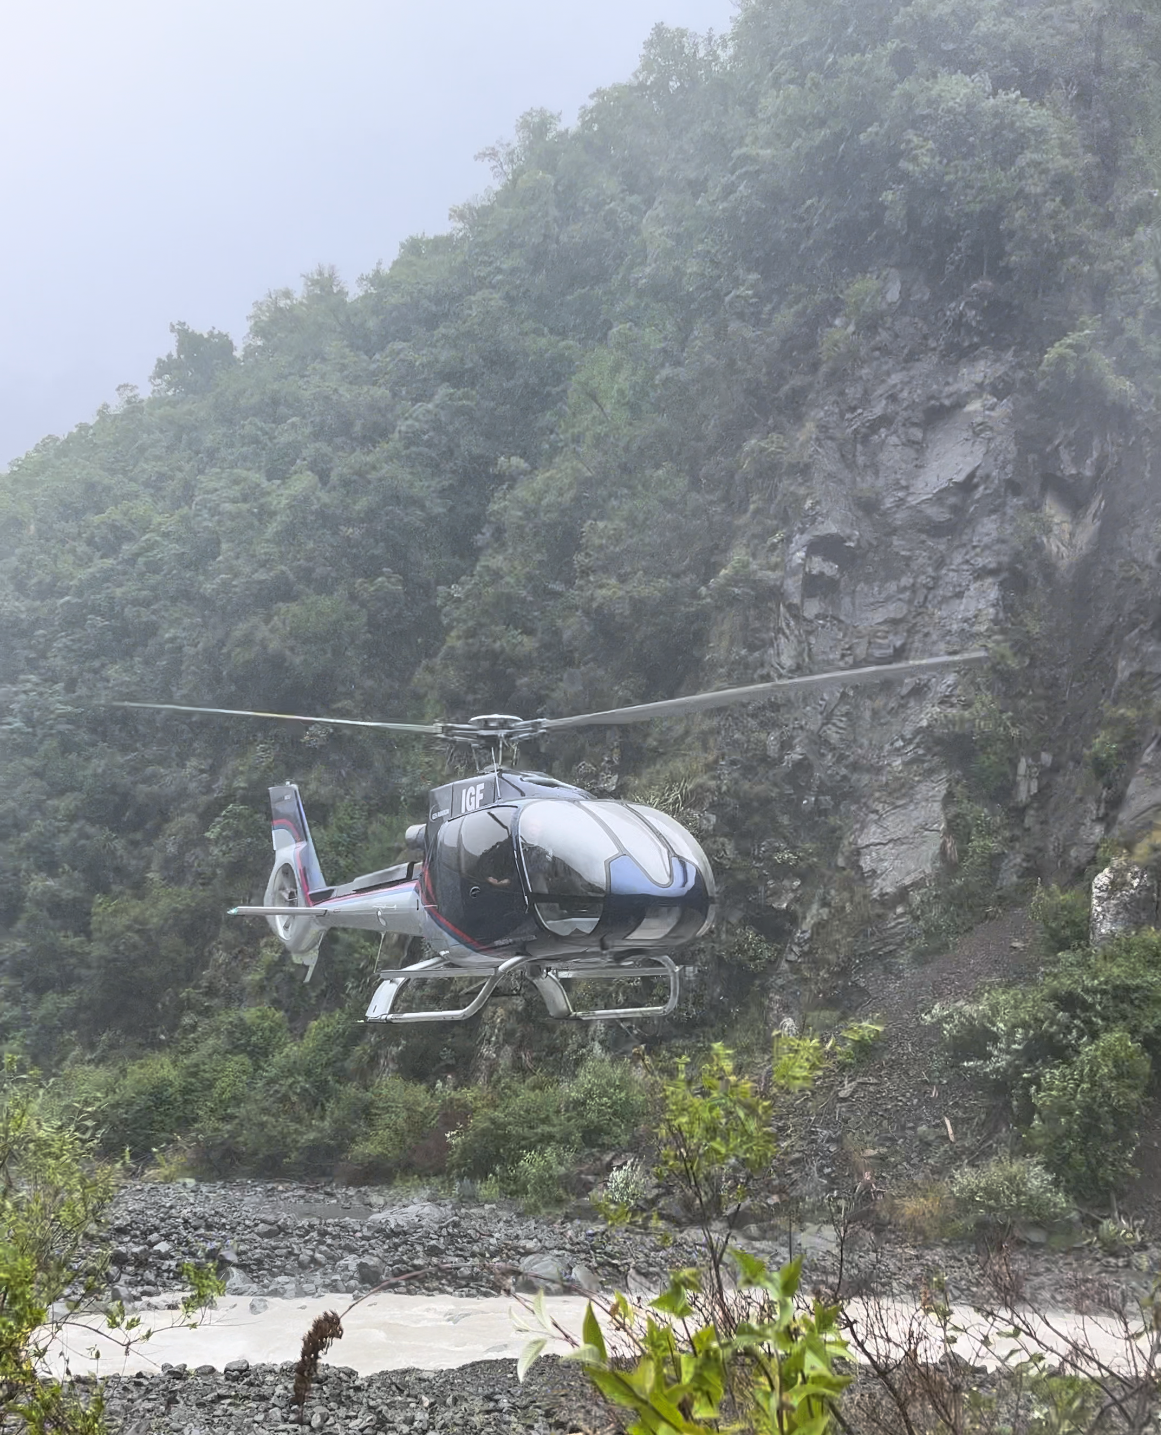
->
[678,272,1156,1002]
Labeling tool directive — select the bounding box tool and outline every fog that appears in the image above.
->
[1,0,735,467]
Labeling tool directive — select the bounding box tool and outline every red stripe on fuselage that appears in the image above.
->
[418,864,486,951]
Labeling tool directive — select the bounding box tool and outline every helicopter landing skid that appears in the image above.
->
[364,953,679,1023]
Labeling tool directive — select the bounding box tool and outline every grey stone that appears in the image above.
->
[248,1297,269,1314]
[224,1266,254,1295]
[224,1359,249,1375]
[568,1263,600,1294]
[515,1254,565,1293]
[363,1210,399,1229]
[1090,859,1157,948]
[740,1223,781,1242]
[794,1224,838,1255]
[355,1260,383,1286]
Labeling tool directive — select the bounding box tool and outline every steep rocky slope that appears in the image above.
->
[668,302,1157,1016]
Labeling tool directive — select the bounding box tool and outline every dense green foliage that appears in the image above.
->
[3,0,1161,1115]
[1030,882,1092,955]
[58,1020,643,1197]
[0,1061,117,1435]
[931,930,1161,1197]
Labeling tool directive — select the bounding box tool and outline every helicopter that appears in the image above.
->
[114,650,987,1024]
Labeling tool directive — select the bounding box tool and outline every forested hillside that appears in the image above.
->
[4,0,1161,1174]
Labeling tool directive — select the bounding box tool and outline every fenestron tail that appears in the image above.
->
[264,783,326,977]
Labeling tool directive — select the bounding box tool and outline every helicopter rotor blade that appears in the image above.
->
[542,651,990,730]
[106,700,443,735]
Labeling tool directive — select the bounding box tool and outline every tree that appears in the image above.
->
[0,1059,118,1435]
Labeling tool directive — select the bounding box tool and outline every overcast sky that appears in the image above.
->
[1,0,736,468]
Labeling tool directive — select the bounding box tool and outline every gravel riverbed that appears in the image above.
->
[75,1179,1161,1433]
[96,1356,615,1435]
[100,1179,703,1305]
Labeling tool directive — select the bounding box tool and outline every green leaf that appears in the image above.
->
[582,1302,607,1361]
[516,1337,547,1383]
[651,1270,699,1318]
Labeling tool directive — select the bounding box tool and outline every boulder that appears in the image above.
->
[515,1254,565,1293]
[224,1267,254,1296]
[1090,859,1157,948]
[568,1263,600,1294]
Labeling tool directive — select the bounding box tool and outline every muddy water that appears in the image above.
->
[49,1292,590,1377]
[48,1288,1153,1383]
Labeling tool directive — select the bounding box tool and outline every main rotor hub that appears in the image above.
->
[466,713,526,732]
[438,712,548,760]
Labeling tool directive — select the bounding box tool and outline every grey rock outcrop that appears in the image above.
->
[853,770,949,898]
[1090,860,1158,948]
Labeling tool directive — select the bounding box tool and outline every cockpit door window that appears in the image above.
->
[431,806,525,945]
[458,808,520,888]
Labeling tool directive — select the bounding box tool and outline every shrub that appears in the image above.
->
[894,1182,962,1243]
[230,1011,366,1171]
[446,1079,572,1180]
[344,1076,442,1174]
[910,801,1011,952]
[194,1053,254,1127]
[930,929,1161,1090]
[98,1053,193,1158]
[932,933,1161,1199]
[502,1144,574,1213]
[604,1157,649,1208]
[524,1037,851,1432]
[563,1053,646,1149]
[1030,883,1091,954]
[1030,1032,1150,1199]
[0,1059,121,1435]
[949,1156,1071,1229]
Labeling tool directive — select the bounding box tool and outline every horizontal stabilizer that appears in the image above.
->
[230,905,321,917]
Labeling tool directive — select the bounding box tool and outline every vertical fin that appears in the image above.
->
[269,783,327,894]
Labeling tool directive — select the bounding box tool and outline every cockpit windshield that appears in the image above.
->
[630,804,716,899]
[583,802,672,885]
[517,801,617,936]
